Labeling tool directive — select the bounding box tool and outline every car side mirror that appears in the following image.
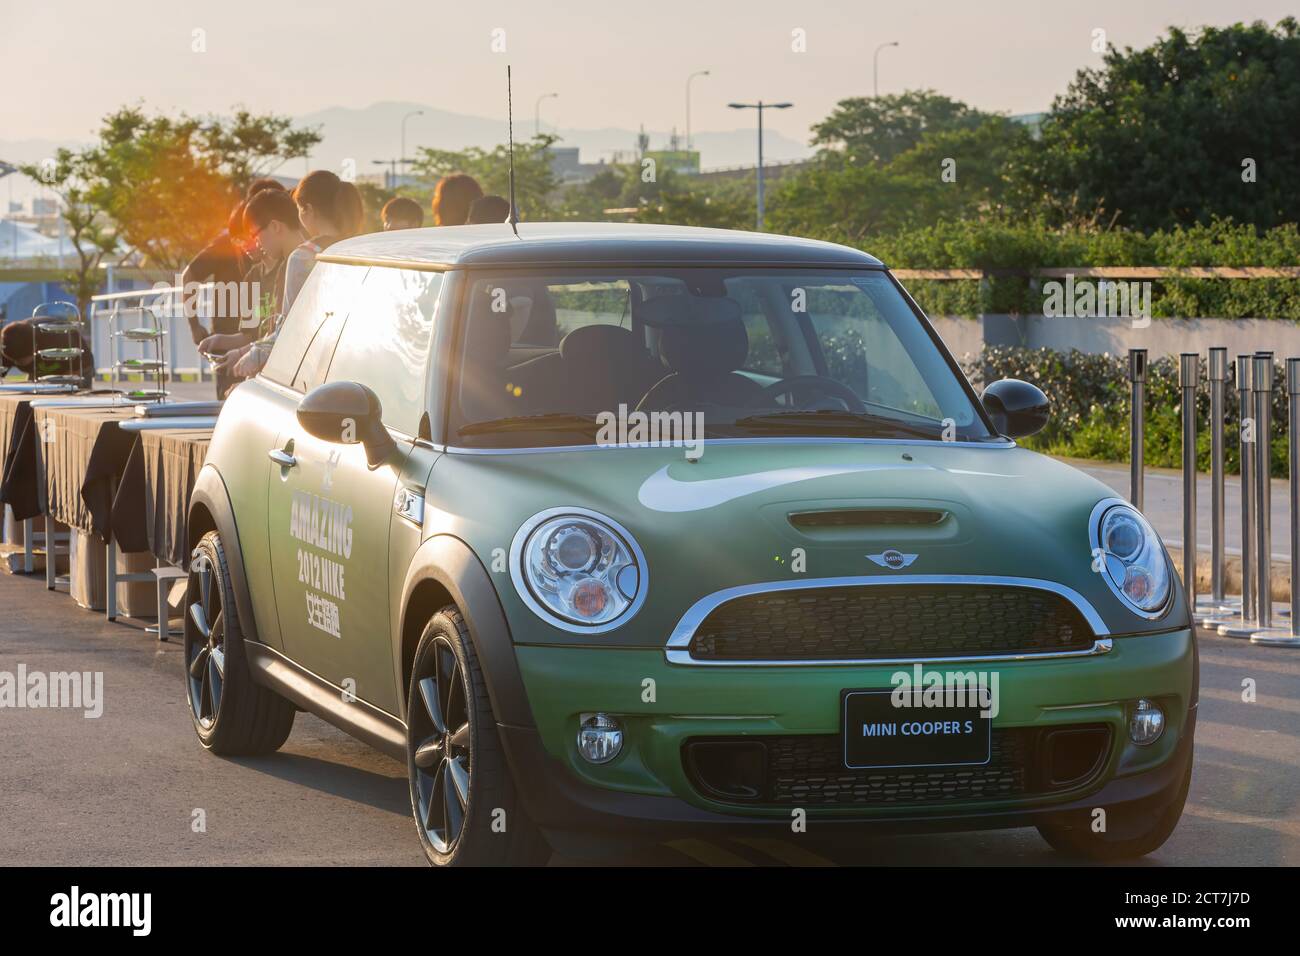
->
[297,381,397,468]
[981,378,1050,438]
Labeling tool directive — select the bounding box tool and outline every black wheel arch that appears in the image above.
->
[397,534,535,731]
[188,464,262,646]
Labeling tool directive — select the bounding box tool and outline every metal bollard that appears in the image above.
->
[1129,349,1147,511]
[1196,348,1229,621]
[1252,357,1300,646]
[1254,353,1274,630]
[1180,353,1199,611]
[1218,356,1257,636]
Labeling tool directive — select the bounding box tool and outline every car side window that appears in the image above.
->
[324,267,442,436]
[263,263,368,389]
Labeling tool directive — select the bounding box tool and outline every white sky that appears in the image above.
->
[3,0,1295,143]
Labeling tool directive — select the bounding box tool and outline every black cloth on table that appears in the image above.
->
[34,406,137,542]
[110,438,150,554]
[110,428,211,566]
[0,399,40,520]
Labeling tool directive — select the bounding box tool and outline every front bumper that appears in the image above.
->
[502,628,1196,854]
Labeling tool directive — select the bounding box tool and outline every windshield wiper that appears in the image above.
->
[458,412,602,436]
[731,409,942,439]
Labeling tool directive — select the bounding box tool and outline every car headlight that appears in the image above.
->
[510,507,647,633]
[1089,498,1171,617]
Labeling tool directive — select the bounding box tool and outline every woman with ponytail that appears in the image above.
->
[230,170,366,380]
[282,170,364,310]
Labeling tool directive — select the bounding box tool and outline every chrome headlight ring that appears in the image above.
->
[1088,497,1173,619]
[509,507,648,634]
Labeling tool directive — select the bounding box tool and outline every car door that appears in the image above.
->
[267,266,442,714]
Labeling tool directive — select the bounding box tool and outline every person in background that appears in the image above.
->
[467,194,511,224]
[199,188,303,392]
[1,316,94,387]
[382,196,424,230]
[244,177,288,198]
[183,178,289,397]
[430,173,483,226]
[280,170,363,313]
[230,170,363,380]
[182,200,248,397]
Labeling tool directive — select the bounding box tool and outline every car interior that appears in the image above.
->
[457,275,871,425]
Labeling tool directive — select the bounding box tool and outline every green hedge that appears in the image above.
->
[963,346,1291,477]
[862,218,1300,319]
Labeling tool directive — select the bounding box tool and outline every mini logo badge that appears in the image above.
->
[867,549,918,570]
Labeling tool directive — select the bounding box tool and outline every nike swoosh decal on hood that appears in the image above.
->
[637,462,937,513]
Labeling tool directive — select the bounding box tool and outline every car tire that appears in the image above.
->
[184,530,296,755]
[406,606,551,867]
[1035,758,1191,861]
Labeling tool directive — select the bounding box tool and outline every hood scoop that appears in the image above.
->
[788,508,947,530]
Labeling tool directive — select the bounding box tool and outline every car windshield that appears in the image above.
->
[451,268,996,448]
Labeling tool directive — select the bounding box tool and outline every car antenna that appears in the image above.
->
[506,64,521,238]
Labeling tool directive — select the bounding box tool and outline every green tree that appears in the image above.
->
[83,107,235,272]
[19,150,118,320]
[409,134,560,219]
[1021,18,1300,231]
[770,113,1031,240]
[629,172,754,229]
[197,109,321,193]
[811,90,994,166]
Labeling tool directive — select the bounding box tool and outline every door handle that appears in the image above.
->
[267,448,297,468]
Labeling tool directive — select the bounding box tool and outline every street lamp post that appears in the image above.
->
[873,40,899,97]
[728,101,792,231]
[400,110,423,181]
[535,93,558,138]
[686,70,710,149]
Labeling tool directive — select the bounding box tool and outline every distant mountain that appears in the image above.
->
[293,101,812,177]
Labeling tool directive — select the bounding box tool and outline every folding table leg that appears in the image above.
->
[45,520,57,590]
[106,537,118,621]
[155,571,168,642]
[23,518,33,574]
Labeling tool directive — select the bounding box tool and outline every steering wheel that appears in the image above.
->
[756,375,867,413]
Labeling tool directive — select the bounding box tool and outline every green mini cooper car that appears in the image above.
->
[183,223,1195,866]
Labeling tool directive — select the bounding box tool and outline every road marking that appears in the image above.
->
[1196,721,1300,768]
[1200,686,1300,716]
[665,838,756,867]
[1201,650,1300,678]
[1184,803,1300,839]
[732,836,836,867]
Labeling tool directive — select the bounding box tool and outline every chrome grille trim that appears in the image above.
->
[664,574,1112,667]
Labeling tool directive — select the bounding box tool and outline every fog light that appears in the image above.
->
[1129,698,1165,745]
[576,713,623,764]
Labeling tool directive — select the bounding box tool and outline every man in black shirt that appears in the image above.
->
[198,189,302,396]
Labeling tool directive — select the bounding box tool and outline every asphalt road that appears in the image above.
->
[1,569,1297,867]
[1074,459,1292,564]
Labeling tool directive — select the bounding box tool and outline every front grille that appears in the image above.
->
[687,584,1096,661]
[768,730,1030,806]
[684,725,1111,808]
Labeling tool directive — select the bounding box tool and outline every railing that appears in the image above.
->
[87,284,212,378]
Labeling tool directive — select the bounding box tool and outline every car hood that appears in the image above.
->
[427,440,1186,641]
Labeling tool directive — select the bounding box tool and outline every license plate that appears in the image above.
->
[841,689,991,770]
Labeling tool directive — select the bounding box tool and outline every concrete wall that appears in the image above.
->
[928,314,1300,361]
